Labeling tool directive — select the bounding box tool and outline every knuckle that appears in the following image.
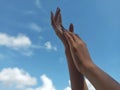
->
[72,44,78,51]
[78,41,86,46]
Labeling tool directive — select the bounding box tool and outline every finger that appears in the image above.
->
[64,31,75,45]
[75,34,82,40]
[59,12,66,31]
[61,25,66,32]
[55,7,60,22]
[55,8,65,32]
[51,12,57,30]
[54,8,66,32]
[57,9,62,25]
[69,23,74,32]
[56,9,64,30]
[68,32,80,42]
[57,8,66,32]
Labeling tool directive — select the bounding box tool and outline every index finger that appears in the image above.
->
[68,32,82,42]
[64,31,75,45]
[54,8,61,22]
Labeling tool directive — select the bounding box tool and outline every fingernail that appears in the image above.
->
[57,7,60,10]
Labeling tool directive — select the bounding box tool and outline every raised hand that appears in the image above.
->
[51,8,74,49]
[64,31,120,90]
[51,8,88,90]
[51,8,120,90]
[64,31,94,73]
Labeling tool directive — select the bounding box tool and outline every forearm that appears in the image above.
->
[65,49,88,90]
[83,63,120,90]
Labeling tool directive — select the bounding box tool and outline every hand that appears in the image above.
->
[51,8,74,49]
[64,31,94,73]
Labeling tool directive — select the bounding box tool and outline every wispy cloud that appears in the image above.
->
[24,11,35,15]
[44,41,57,51]
[29,22,42,32]
[31,41,57,51]
[20,50,33,56]
[35,0,42,9]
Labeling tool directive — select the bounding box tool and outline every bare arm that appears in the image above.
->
[51,8,88,90]
[65,49,88,90]
[84,63,120,90]
[64,31,120,90]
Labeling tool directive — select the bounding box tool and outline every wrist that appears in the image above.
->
[80,61,96,75]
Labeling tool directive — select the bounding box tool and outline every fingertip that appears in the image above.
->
[56,7,60,13]
[69,23,74,32]
[57,7,60,11]
[55,7,61,21]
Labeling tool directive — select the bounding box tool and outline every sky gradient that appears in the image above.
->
[0,0,120,90]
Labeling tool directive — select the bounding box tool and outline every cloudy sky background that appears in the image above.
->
[0,0,120,90]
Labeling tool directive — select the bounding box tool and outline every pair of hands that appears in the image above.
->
[51,8,93,73]
[51,8,120,90]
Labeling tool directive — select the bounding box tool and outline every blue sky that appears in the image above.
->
[0,0,120,90]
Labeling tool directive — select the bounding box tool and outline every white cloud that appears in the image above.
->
[44,41,57,51]
[0,33,32,50]
[32,41,57,51]
[85,78,96,90]
[36,0,42,9]
[64,87,71,90]
[0,68,37,89]
[64,80,71,90]
[0,68,56,90]
[34,74,56,90]
[0,33,57,56]
[29,23,42,32]
[0,33,33,56]
[0,68,96,90]
[64,79,95,90]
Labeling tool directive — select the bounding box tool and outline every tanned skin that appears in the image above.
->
[51,8,88,90]
[64,27,120,90]
[51,8,120,90]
